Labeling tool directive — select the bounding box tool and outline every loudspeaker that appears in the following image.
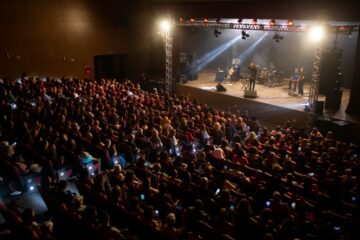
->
[319,48,342,95]
[244,89,257,98]
[325,88,342,110]
[215,70,226,83]
[315,100,324,115]
[315,118,351,142]
[216,83,227,92]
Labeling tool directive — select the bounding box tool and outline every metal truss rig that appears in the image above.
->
[307,44,322,130]
[176,20,359,34]
[164,29,173,94]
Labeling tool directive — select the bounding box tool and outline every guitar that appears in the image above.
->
[227,67,234,80]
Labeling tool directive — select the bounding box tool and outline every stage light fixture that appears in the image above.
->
[179,17,183,22]
[237,18,243,24]
[216,18,221,23]
[288,19,294,26]
[190,18,195,22]
[273,33,284,42]
[269,19,276,26]
[309,26,325,42]
[241,30,250,40]
[160,20,171,32]
[252,19,257,24]
[213,29,221,37]
[204,18,208,22]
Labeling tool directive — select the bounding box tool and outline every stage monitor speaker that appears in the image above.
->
[325,89,342,110]
[315,100,324,115]
[244,89,257,98]
[216,83,227,92]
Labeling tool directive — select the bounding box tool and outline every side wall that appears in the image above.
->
[0,0,135,79]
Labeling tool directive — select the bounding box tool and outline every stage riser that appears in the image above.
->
[176,84,307,128]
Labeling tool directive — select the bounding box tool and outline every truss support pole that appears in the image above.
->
[306,43,322,131]
[164,16,173,94]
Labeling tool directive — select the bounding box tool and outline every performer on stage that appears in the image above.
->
[248,62,257,90]
[298,67,305,96]
[289,68,300,92]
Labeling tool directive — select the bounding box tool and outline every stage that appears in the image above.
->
[176,72,359,138]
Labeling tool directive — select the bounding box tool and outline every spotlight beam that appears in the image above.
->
[237,33,268,63]
[188,35,243,75]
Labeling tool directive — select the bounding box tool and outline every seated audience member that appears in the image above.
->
[160,213,183,239]
[98,210,125,240]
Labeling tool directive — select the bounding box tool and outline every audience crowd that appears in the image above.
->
[0,75,359,240]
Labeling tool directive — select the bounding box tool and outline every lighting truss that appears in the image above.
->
[176,20,359,34]
[306,44,322,130]
[165,29,173,94]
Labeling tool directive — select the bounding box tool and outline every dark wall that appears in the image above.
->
[0,0,137,79]
[1,0,359,81]
[151,0,360,22]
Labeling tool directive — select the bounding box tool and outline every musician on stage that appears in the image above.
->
[298,67,305,96]
[248,62,257,90]
[289,68,300,92]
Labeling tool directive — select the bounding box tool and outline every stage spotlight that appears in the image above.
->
[273,33,284,42]
[241,30,250,40]
[288,19,294,26]
[179,17,183,22]
[237,18,243,24]
[160,20,171,32]
[216,18,221,23]
[309,26,325,42]
[269,19,276,26]
[214,29,221,37]
[252,19,257,24]
[190,18,195,22]
[204,18,208,22]
[29,185,35,191]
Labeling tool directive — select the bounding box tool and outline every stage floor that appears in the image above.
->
[182,72,358,124]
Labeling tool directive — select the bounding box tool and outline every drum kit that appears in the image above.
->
[258,67,282,87]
